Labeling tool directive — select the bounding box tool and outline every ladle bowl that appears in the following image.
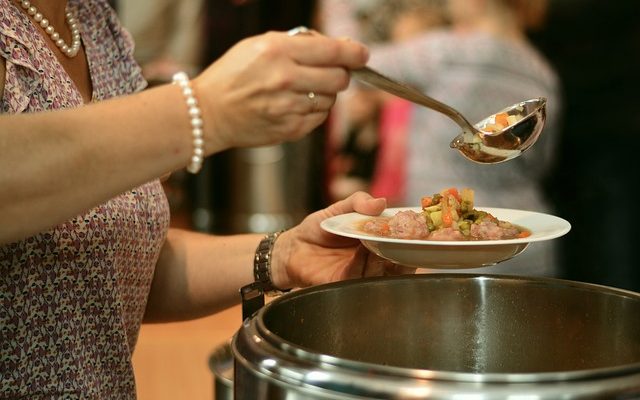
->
[450,97,547,163]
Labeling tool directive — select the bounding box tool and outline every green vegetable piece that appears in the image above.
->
[431,211,443,227]
[423,204,442,213]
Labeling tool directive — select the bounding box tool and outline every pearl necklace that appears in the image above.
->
[17,0,81,58]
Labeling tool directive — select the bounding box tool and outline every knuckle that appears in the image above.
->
[262,103,282,119]
[273,71,295,91]
[262,73,293,94]
[262,97,291,118]
[253,33,284,60]
[279,97,298,113]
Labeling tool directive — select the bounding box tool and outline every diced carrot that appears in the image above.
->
[484,123,502,132]
[517,231,531,238]
[495,112,510,127]
[421,196,433,208]
[442,211,453,227]
[443,187,461,202]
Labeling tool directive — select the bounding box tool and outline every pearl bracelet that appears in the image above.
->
[172,71,204,174]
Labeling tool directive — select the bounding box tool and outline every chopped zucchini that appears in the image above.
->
[430,210,443,227]
[422,211,436,231]
[423,204,442,213]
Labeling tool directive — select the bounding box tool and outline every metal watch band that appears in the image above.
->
[252,231,290,296]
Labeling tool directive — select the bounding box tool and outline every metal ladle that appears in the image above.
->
[351,67,547,164]
[286,26,546,164]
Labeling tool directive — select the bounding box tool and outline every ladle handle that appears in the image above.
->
[351,67,476,134]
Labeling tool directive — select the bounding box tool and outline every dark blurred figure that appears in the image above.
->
[203,0,317,60]
[532,0,640,291]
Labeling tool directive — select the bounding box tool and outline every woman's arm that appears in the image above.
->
[0,84,195,244]
[144,192,415,323]
[144,228,260,322]
[0,31,369,244]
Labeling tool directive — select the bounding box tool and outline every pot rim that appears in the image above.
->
[209,339,234,386]
[252,273,640,384]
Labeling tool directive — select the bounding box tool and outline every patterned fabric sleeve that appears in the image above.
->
[0,1,170,398]
[83,0,148,99]
[102,1,147,94]
[0,4,43,113]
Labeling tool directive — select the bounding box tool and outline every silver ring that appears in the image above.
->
[307,91,318,112]
[288,26,310,36]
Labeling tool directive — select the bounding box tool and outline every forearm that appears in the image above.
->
[143,193,406,323]
[143,228,262,322]
[0,83,222,244]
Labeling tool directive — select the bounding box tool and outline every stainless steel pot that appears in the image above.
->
[209,340,233,400]
[232,274,640,399]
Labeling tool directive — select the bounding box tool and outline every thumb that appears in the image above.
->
[326,191,387,217]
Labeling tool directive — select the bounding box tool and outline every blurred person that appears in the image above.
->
[0,1,420,397]
[318,0,387,43]
[323,0,391,203]
[118,0,204,84]
[378,0,450,41]
[321,0,562,277]
[369,0,450,205]
[326,0,449,205]
[328,86,381,200]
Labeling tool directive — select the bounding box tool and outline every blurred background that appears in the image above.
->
[113,0,640,398]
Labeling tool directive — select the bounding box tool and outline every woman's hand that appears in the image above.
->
[192,31,369,152]
[271,192,416,289]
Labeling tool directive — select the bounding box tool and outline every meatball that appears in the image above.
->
[470,219,519,240]
[429,227,465,241]
[388,211,430,239]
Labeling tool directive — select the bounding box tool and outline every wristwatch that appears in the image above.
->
[254,231,281,292]
[250,231,291,292]
[241,231,290,319]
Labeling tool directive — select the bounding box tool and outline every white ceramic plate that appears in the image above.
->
[321,207,571,269]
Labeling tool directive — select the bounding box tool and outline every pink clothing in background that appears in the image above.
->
[370,98,411,206]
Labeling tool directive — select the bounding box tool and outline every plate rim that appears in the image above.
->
[320,206,571,247]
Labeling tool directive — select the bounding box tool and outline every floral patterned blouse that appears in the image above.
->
[0,0,171,398]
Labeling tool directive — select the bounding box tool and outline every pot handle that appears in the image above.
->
[240,283,265,321]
